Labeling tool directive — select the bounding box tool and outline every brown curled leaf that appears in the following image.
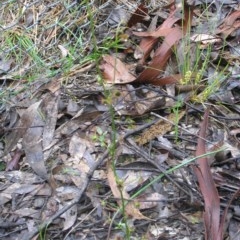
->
[193,109,222,240]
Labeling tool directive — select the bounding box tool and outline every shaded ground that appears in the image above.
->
[0,1,240,239]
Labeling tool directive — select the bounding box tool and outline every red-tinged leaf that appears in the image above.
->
[101,4,193,86]
[134,36,158,61]
[149,74,182,86]
[219,189,240,239]
[220,10,240,27]
[100,55,136,84]
[222,29,236,39]
[127,4,148,28]
[134,2,194,81]
[135,10,181,63]
[193,109,221,240]
[217,10,240,37]
[135,27,182,84]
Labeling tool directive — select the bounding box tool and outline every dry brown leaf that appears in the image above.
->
[14,208,40,219]
[0,183,41,205]
[149,74,182,86]
[44,110,101,157]
[101,3,194,86]
[61,205,77,230]
[101,55,136,84]
[42,92,59,152]
[0,55,13,74]
[62,134,96,188]
[135,27,182,84]
[4,101,42,156]
[1,171,46,185]
[134,90,165,115]
[0,183,21,205]
[23,106,47,180]
[107,163,150,220]
[134,0,194,85]
[217,10,240,37]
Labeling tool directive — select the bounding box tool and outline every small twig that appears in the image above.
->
[107,208,121,240]
[0,226,28,238]
[0,222,26,229]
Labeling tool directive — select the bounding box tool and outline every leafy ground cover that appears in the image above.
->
[0,0,240,239]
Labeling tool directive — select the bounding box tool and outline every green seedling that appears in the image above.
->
[0,162,6,171]
[115,220,134,239]
[92,127,108,148]
[39,224,49,240]
[171,98,184,142]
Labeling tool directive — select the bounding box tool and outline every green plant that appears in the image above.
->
[171,98,184,142]
[3,31,45,75]
[39,224,49,240]
[92,127,108,147]
[115,220,134,237]
[191,70,227,103]
[0,162,6,171]
[174,1,228,103]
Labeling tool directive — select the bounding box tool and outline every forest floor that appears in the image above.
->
[0,1,240,239]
